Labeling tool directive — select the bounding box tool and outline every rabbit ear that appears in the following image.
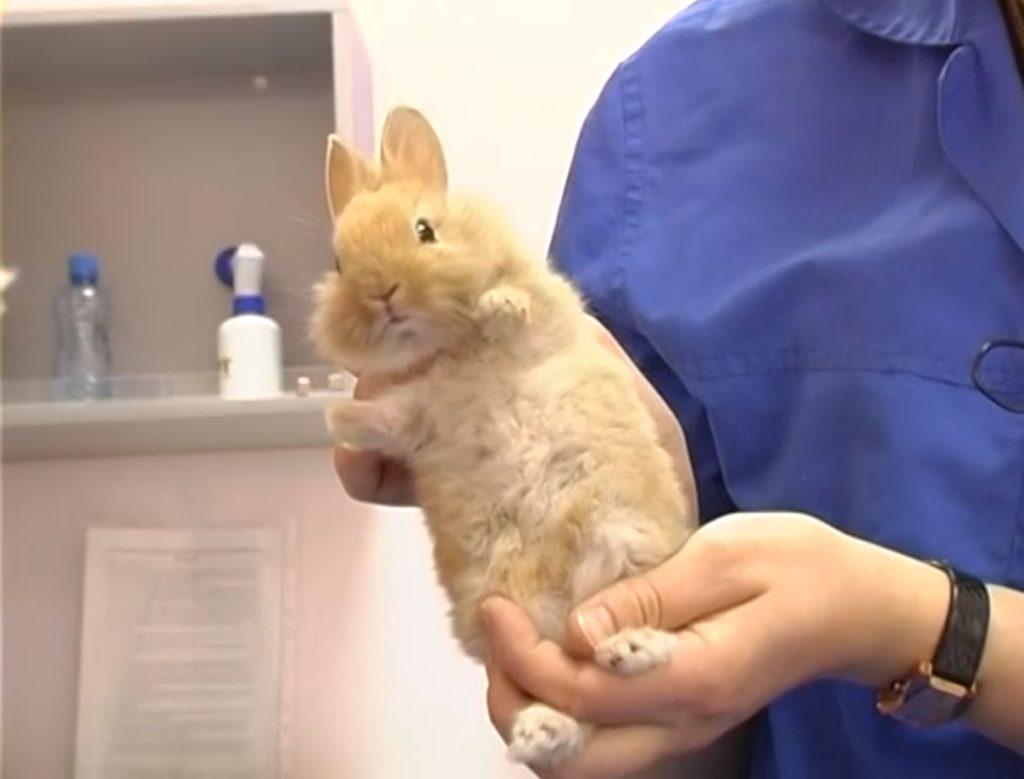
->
[380,107,448,191]
[325,135,375,220]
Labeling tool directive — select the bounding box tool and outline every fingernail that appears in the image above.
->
[576,605,616,649]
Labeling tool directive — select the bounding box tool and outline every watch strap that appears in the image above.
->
[929,562,990,692]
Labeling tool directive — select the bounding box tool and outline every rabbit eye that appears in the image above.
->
[415,218,436,244]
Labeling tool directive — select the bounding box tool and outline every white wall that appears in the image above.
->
[349,0,690,255]
[3,450,524,778]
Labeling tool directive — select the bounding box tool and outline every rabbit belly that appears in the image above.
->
[437,497,682,661]
[413,361,688,660]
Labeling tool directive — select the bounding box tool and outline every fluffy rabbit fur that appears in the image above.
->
[312,107,697,768]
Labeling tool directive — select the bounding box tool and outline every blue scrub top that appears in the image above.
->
[550,0,1024,776]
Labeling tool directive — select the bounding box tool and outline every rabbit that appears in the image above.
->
[311,106,698,769]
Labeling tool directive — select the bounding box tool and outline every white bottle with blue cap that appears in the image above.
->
[54,252,112,400]
[216,243,282,399]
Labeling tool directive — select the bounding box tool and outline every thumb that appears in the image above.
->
[481,595,540,648]
[565,535,759,658]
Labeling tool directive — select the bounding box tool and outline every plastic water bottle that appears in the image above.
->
[54,253,112,400]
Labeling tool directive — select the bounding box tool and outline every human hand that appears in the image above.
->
[483,512,951,778]
[332,372,416,505]
[332,317,696,509]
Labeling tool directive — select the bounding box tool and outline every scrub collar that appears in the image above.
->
[819,0,1024,253]
[819,0,972,46]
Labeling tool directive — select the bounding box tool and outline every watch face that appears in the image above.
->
[892,676,971,727]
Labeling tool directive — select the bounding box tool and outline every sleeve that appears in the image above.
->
[548,65,734,522]
[548,65,632,329]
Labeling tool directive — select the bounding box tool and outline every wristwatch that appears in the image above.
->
[876,561,991,727]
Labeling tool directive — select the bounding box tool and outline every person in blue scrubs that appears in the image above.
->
[334,0,1024,776]
[477,1,1024,776]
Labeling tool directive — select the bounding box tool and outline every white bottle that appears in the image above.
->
[217,243,282,399]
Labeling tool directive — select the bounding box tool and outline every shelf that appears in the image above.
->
[3,12,333,84]
[2,390,350,461]
[2,366,354,461]
[2,2,373,392]
[0,2,373,465]
[1,1,349,27]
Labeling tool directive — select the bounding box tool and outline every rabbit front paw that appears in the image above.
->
[594,627,678,676]
[477,286,530,339]
[507,703,586,768]
[325,400,398,453]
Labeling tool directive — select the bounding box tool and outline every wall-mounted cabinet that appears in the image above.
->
[1,0,369,459]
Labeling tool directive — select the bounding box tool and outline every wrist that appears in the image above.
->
[839,539,951,687]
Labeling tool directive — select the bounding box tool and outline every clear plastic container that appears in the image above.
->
[53,253,112,400]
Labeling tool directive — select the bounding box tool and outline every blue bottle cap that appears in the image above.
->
[68,252,99,285]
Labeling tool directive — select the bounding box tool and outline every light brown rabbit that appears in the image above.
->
[312,107,698,769]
